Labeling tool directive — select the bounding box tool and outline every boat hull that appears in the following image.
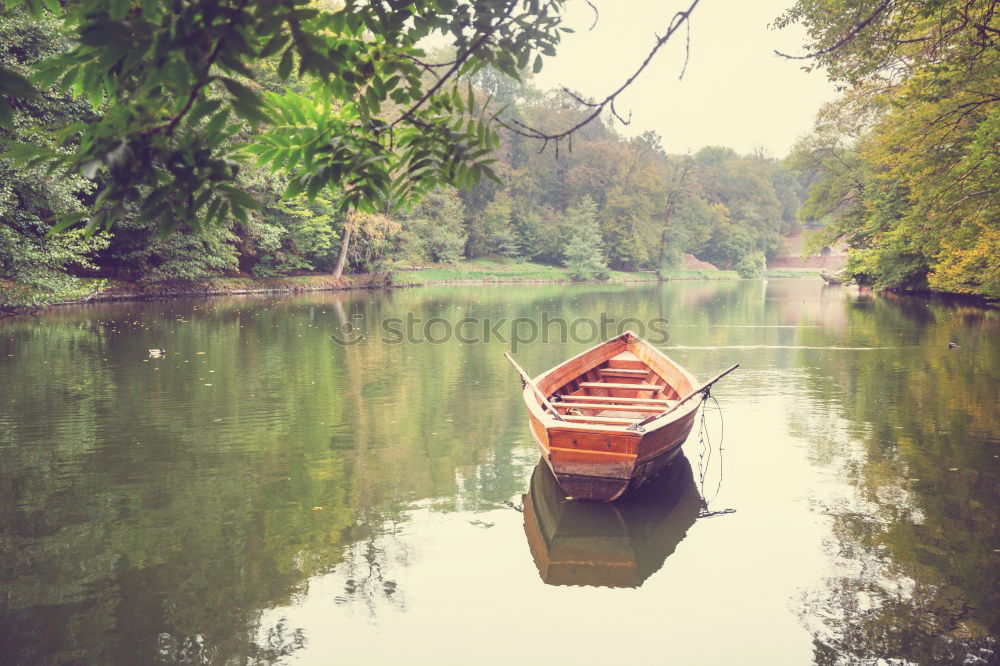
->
[539,408,697,501]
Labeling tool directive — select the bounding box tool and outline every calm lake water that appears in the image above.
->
[1,279,998,665]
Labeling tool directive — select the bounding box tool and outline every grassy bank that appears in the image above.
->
[392,258,655,286]
[663,269,743,280]
[2,260,827,315]
[763,269,823,278]
[395,259,765,285]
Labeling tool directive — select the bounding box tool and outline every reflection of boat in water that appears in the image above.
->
[523,455,701,588]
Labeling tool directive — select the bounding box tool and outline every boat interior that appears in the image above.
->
[547,350,683,426]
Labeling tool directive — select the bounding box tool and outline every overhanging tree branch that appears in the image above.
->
[162,0,250,137]
[390,0,520,129]
[774,0,893,60]
[494,0,702,150]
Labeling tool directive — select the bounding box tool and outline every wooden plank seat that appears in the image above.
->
[578,382,662,392]
[598,367,649,378]
[556,402,667,413]
[556,395,669,405]
[596,410,649,420]
[560,414,639,425]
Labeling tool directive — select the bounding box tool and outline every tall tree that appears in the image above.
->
[0,9,109,308]
[562,195,608,280]
[779,0,1000,297]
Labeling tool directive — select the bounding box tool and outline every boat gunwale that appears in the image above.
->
[519,331,701,435]
[627,335,703,431]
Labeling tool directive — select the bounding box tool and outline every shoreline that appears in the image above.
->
[0,267,835,317]
[2,270,995,317]
[1,273,663,316]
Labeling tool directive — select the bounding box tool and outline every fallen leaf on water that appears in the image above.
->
[312,506,323,511]
[948,467,959,471]
[204,383,213,386]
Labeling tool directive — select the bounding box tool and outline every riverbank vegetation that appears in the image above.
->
[0,1,808,310]
[2,0,995,310]
[783,0,1000,299]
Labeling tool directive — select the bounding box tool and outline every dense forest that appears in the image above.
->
[0,4,807,309]
[1,0,997,308]
[783,0,1000,298]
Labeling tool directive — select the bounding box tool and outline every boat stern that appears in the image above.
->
[544,427,641,501]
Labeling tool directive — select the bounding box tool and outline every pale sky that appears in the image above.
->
[532,0,839,157]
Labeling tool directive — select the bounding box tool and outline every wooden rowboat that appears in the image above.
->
[508,331,735,502]
[523,454,700,587]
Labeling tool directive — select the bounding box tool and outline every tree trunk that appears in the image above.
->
[332,227,352,278]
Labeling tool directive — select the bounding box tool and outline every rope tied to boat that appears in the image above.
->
[696,389,734,519]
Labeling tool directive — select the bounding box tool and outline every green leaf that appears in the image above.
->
[48,213,89,235]
[219,185,260,209]
[204,109,231,139]
[218,52,256,78]
[220,77,263,108]
[187,99,223,127]
[284,177,306,198]
[0,99,12,128]
[260,33,290,58]
[0,67,37,97]
[278,48,294,80]
[30,67,62,89]
[232,98,269,124]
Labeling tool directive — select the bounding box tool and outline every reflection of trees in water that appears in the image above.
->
[0,282,756,664]
[800,517,997,666]
[156,618,305,665]
[790,294,1000,665]
[7,282,995,663]
[0,289,566,662]
[336,527,408,616]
